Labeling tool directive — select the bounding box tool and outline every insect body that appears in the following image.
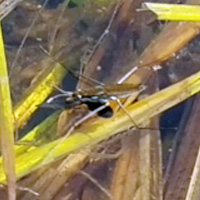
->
[74,83,144,101]
[48,83,144,109]
[47,83,145,120]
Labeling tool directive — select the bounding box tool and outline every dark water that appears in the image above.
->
[2,1,200,199]
[2,0,199,146]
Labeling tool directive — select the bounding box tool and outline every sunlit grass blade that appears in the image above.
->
[15,111,61,156]
[142,3,200,21]
[14,61,66,130]
[0,67,200,183]
[0,111,60,169]
[0,22,16,200]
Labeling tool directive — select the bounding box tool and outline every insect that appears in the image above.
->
[38,40,147,137]
[45,81,145,137]
[6,2,180,199]
[47,83,145,112]
[40,44,146,122]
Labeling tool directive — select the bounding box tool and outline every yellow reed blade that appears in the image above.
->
[142,3,200,21]
[14,61,66,130]
[0,67,200,183]
[0,22,16,199]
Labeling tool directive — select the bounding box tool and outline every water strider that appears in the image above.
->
[39,46,148,137]
[37,0,152,134]
[36,0,146,122]
[5,2,181,199]
[47,82,145,113]
[40,45,146,120]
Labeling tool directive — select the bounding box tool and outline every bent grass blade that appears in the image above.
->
[0,68,199,183]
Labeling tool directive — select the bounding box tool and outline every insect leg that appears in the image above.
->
[46,93,73,104]
[65,102,109,137]
[79,170,112,199]
[39,45,106,87]
[111,97,140,129]
[54,85,74,94]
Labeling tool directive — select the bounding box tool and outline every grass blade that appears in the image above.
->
[0,22,16,200]
[0,66,200,183]
[142,3,200,21]
[14,61,66,130]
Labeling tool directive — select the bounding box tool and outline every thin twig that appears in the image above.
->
[82,0,122,68]
[79,170,113,199]
[0,0,22,20]
[48,0,70,53]
[10,0,49,75]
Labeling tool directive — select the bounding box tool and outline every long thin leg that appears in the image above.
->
[46,93,73,103]
[41,102,110,165]
[79,170,112,199]
[65,102,109,137]
[114,98,139,129]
